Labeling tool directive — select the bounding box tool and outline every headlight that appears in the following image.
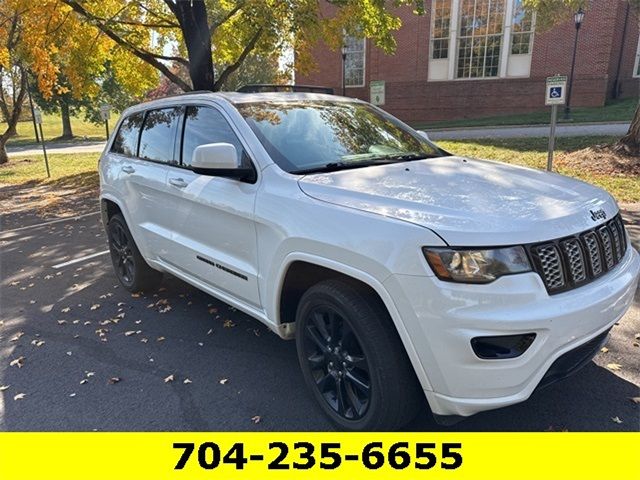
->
[423,246,531,284]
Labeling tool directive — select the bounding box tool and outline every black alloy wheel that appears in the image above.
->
[302,305,371,420]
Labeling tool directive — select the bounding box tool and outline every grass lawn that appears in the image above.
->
[414,97,637,130]
[0,136,637,205]
[7,113,107,147]
[439,135,639,203]
[0,152,100,185]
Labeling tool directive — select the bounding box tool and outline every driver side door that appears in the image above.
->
[162,105,261,308]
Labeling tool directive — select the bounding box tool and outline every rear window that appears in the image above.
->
[139,107,183,164]
[111,112,144,156]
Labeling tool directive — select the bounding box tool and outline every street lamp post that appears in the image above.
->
[341,44,347,97]
[564,7,585,120]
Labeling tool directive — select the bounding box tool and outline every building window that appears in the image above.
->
[429,0,536,81]
[635,34,640,78]
[344,36,365,87]
[511,0,535,54]
[431,0,452,59]
[456,0,506,78]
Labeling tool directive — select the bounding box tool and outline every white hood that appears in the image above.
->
[297,156,619,246]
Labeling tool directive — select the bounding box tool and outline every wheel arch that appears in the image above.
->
[275,254,433,392]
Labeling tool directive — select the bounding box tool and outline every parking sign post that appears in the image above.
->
[545,75,568,172]
[33,107,50,178]
[100,104,112,139]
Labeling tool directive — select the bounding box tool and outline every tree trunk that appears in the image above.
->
[60,100,73,139]
[174,1,215,91]
[0,68,28,164]
[614,102,640,156]
[0,134,8,165]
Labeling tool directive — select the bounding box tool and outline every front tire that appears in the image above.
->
[295,279,422,431]
[107,214,162,293]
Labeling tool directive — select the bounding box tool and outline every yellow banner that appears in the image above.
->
[0,432,637,479]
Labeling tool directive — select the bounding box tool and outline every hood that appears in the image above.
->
[297,156,618,246]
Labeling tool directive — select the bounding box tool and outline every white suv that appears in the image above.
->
[99,91,639,431]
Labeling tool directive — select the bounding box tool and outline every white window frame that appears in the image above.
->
[634,33,640,78]
[344,36,366,88]
[429,0,535,81]
[430,0,452,60]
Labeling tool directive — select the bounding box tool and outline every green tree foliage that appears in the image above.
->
[61,0,426,92]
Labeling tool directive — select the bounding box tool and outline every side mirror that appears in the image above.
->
[417,130,431,142]
[191,143,255,182]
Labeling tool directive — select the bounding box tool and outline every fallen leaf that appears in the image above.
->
[9,332,24,342]
[124,331,136,336]
[159,306,172,314]
[61,307,71,313]
[0,385,10,391]
[207,329,213,335]
[208,307,218,314]
[600,347,608,353]
[9,356,24,368]
[80,379,88,385]
[629,397,640,404]
[86,372,95,377]
[108,377,121,384]
[66,351,72,356]
[611,416,623,424]
[219,378,228,385]
[57,320,67,325]
[164,374,175,383]
[90,304,100,310]
[251,415,261,424]
[197,342,204,347]
[140,338,148,343]
[13,393,26,401]
[31,340,45,347]
[223,319,235,328]
[606,363,622,371]
[69,393,76,398]
[183,379,192,384]
[156,336,166,342]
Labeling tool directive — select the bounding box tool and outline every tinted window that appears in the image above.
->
[111,112,144,156]
[139,107,182,164]
[182,106,248,167]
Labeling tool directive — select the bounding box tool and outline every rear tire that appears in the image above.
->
[107,213,162,293]
[295,279,422,431]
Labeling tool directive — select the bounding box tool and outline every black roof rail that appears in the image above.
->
[237,84,334,94]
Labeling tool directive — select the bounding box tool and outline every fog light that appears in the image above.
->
[471,333,536,359]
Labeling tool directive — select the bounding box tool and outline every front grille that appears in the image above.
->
[530,214,627,295]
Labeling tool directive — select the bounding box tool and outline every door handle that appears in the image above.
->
[121,165,135,174]
[169,177,188,189]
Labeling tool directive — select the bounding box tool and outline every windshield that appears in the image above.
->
[236,100,444,174]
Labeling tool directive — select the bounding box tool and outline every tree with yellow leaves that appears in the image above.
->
[0,0,158,163]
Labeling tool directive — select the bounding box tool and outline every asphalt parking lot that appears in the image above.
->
[1,211,638,432]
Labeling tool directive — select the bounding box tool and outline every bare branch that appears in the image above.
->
[209,3,244,36]
[213,28,263,90]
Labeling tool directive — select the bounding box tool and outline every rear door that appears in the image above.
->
[113,107,182,259]
[161,104,261,308]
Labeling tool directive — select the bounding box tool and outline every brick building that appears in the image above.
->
[295,0,640,123]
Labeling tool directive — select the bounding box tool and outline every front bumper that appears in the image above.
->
[384,243,639,417]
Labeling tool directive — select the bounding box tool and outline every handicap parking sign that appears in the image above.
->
[545,75,567,106]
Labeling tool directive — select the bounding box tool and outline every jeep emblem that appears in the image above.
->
[590,208,607,222]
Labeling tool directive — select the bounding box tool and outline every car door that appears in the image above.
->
[128,106,184,259]
[110,110,172,259]
[162,104,261,308]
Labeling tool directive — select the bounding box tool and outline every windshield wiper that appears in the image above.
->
[291,162,353,175]
[291,153,439,175]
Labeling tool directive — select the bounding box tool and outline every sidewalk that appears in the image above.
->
[428,122,630,140]
[7,140,107,157]
[5,121,631,156]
